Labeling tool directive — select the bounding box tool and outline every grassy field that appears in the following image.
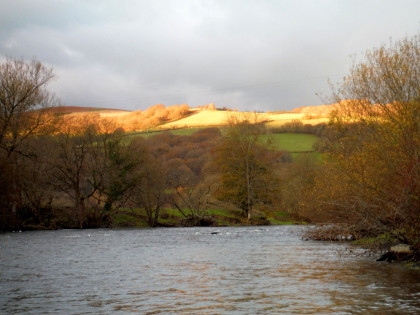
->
[261,133,319,152]
[159,110,232,129]
[159,110,330,129]
[122,128,319,153]
[121,128,321,163]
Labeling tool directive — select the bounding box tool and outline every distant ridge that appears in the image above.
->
[49,106,131,114]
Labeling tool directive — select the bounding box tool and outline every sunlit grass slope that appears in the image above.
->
[160,110,232,128]
[160,110,329,129]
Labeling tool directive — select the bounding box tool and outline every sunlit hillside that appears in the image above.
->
[54,103,335,133]
[159,106,333,129]
[160,110,234,128]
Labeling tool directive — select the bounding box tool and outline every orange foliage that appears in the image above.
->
[57,112,121,135]
[120,104,190,131]
[291,104,335,116]
[55,104,191,134]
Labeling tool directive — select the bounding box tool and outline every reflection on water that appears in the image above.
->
[1,226,419,314]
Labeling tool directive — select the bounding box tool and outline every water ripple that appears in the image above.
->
[1,226,419,314]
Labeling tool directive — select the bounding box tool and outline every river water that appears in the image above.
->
[1,226,419,314]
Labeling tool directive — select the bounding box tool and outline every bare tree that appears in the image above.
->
[131,150,168,227]
[173,179,218,226]
[0,57,56,157]
[0,58,57,219]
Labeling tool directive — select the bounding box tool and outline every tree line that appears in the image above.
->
[0,60,281,230]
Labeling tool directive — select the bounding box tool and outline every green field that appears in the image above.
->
[121,128,320,163]
[261,133,318,152]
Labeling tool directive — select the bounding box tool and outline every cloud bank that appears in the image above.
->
[1,0,419,111]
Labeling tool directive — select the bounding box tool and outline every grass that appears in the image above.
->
[112,207,304,228]
[261,133,319,152]
[169,127,205,136]
[266,210,306,225]
[120,129,163,144]
[113,208,149,227]
[351,233,395,245]
[122,129,319,155]
[159,111,231,129]
[267,218,295,225]
[159,111,329,130]
[209,208,241,218]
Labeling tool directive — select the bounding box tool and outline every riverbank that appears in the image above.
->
[113,208,304,228]
[2,207,304,232]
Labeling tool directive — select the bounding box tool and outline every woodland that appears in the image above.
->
[0,34,419,261]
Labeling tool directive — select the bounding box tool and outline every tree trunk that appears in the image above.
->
[246,156,252,220]
[153,205,160,227]
[74,186,84,228]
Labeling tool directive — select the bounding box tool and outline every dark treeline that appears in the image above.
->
[0,121,225,229]
[271,120,327,136]
[0,57,289,230]
[0,62,285,230]
[0,118,286,230]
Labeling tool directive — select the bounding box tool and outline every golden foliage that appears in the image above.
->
[55,104,191,134]
[302,33,420,250]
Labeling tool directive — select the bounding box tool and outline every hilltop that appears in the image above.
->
[48,106,130,115]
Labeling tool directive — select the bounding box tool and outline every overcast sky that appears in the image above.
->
[1,0,419,111]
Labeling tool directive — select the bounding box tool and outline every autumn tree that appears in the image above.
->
[215,112,279,220]
[131,128,221,226]
[279,154,320,217]
[307,33,419,248]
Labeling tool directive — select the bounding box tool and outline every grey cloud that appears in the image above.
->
[1,0,419,111]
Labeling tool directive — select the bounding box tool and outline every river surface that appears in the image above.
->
[1,225,419,314]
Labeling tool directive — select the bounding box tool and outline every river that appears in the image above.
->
[1,226,419,314]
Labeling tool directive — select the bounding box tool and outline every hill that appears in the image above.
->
[159,109,331,130]
[53,103,333,133]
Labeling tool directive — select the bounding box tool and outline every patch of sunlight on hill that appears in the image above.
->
[160,110,233,128]
[161,110,329,129]
[99,111,131,118]
[266,117,329,128]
